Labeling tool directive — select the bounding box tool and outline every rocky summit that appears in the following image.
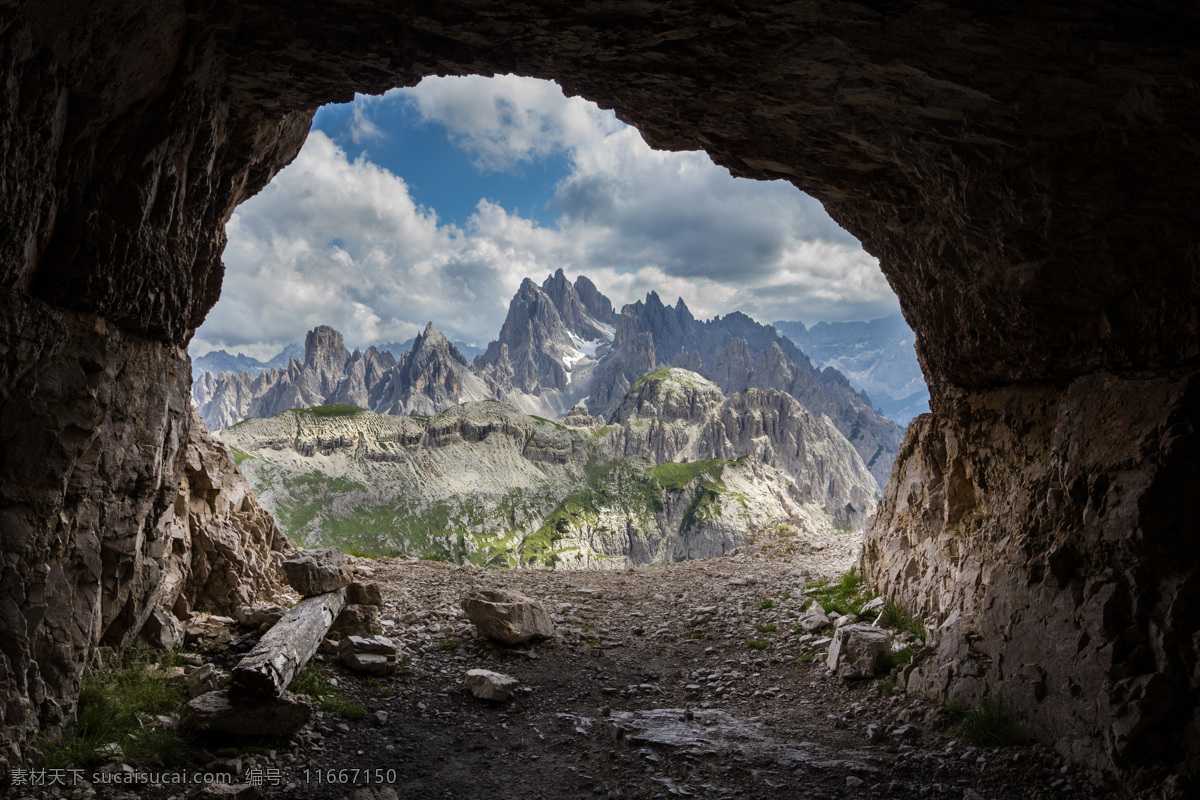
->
[217,368,878,568]
[193,271,903,487]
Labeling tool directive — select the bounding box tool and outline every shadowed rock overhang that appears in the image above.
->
[0,0,1197,790]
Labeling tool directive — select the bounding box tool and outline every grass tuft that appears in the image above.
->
[40,646,188,769]
[758,598,775,610]
[437,641,460,652]
[953,697,1025,747]
[291,663,368,720]
[754,624,777,633]
[745,639,771,650]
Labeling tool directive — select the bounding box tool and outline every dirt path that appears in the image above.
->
[17,546,1110,800]
[274,552,1103,800]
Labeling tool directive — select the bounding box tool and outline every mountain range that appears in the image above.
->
[192,270,904,486]
[219,369,879,567]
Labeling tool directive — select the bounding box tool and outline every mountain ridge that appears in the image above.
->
[194,272,903,484]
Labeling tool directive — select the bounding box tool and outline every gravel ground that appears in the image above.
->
[10,539,1120,800]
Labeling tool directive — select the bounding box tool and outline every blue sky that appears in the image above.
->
[311,98,569,227]
[194,76,899,359]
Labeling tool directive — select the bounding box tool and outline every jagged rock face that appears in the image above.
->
[475,272,612,409]
[0,290,290,755]
[161,412,293,618]
[864,374,1200,779]
[613,370,878,524]
[329,346,398,410]
[220,391,873,567]
[375,323,496,416]
[2,0,1199,784]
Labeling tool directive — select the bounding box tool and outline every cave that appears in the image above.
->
[1,0,1197,790]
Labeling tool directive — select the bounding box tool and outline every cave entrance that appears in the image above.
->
[193,74,918,568]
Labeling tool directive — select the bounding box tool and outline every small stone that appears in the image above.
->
[797,603,831,633]
[846,776,864,788]
[236,605,286,628]
[861,597,885,613]
[464,669,519,701]
[339,635,401,675]
[186,663,229,698]
[281,547,351,597]
[373,710,389,726]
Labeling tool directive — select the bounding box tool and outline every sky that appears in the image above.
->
[191,75,900,360]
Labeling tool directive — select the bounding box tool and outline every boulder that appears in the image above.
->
[332,604,382,637]
[339,635,400,675]
[282,547,351,597]
[826,624,893,679]
[797,603,831,633]
[347,582,383,606]
[182,690,313,736]
[462,588,555,645]
[464,669,519,701]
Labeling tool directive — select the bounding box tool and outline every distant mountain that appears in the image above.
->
[192,271,904,485]
[773,315,930,426]
[377,338,484,363]
[190,342,302,381]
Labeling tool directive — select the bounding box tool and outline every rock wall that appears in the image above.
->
[864,372,1200,782]
[159,410,294,623]
[0,288,190,758]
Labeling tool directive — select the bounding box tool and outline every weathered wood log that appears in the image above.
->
[233,588,346,696]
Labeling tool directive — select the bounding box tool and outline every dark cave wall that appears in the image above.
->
[1,0,1198,783]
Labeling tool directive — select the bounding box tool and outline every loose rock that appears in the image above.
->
[797,602,831,633]
[339,635,401,675]
[464,669,520,701]
[182,690,313,736]
[827,624,893,679]
[332,604,382,637]
[462,588,555,645]
[282,547,352,596]
[347,581,384,606]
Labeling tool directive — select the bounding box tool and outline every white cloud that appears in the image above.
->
[194,76,899,359]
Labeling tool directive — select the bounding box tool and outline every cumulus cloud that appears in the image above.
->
[193,76,899,358]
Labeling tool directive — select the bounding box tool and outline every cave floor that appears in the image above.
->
[40,544,1118,800]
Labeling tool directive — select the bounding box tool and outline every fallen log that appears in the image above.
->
[233,588,346,696]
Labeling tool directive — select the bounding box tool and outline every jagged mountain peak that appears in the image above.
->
[408,321,469,368]
[304,325,347,365]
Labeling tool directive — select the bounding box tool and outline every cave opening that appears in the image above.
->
[2,2,1198,796]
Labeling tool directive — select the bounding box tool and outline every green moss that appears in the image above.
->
[647,459,726,492]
